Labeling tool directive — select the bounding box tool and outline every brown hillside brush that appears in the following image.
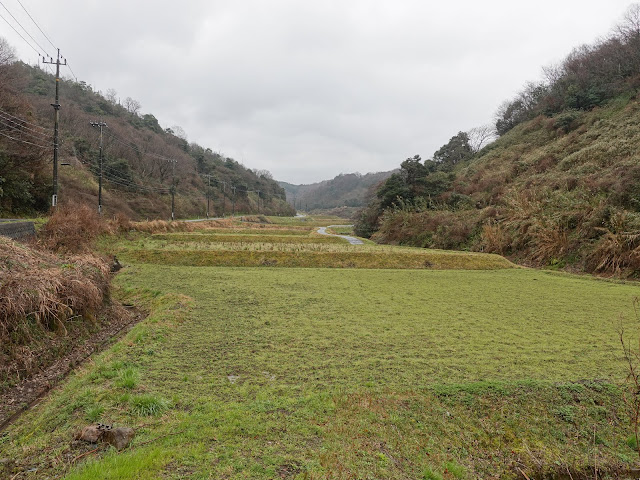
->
[529,219,572,264]
[0,237,110,385]
[591,213,640,275]
[480,221,511,255]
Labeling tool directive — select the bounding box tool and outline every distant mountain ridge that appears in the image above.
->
[279,170,395,211]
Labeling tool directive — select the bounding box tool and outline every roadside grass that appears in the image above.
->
[2,265,640,478]
[326,225,354,235]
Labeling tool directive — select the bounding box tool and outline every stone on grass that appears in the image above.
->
[77,425,103,443]
[76,424,135,450]
[103,427,135,450]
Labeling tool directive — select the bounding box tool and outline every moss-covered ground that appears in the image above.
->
[2,218,640,479]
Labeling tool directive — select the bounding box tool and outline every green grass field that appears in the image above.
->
[3,218,640,479]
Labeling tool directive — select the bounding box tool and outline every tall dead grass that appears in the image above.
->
[132,219,197,234]
[590,213,640,275]
[39,203,130,253]
[0,237,110,384]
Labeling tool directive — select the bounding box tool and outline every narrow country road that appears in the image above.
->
[317,225,364,245]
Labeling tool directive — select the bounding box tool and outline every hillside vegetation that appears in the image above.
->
[280,170,394,213]
[355,6,640,277]
[0,40,294,219]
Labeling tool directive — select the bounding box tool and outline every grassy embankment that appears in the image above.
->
[2,215,640,479]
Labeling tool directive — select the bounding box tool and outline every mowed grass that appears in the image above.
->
[150,233,347,244]
[110,232,513,270]
[192,227,314,236]
[3,263,640,479]
[265,215,348,227]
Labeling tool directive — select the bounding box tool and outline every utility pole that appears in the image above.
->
[206,174,211,218]
[170,159,177,221]
[42,49,67,208]
[231,185,236,217]
[221,181,226,217]
[90,121,107,214]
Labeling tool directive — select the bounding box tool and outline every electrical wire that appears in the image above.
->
[0,9,40,56]
[0,120,50,142]
[0,0,50,57]
[0,121,51,144]
[103,130,179,164]
[0,108,49,132]
[15,0,56,50]
[86,167,167,193]
[0,114,51,140]
[85,163,171,193]
[0,129,49,148]
[65,60,78,82]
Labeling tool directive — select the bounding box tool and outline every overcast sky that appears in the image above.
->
[1,1,634,184]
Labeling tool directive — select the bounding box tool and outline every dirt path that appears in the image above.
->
[317,225,364,245]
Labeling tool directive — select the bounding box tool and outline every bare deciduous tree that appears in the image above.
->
[467,124,497,153]
[124,97,141,115]
[171,125,187,141]
[616,3,640,42]
[105,88,118,104]
[0,37,15,65]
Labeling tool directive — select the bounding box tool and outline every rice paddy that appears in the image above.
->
[2,215,640,479]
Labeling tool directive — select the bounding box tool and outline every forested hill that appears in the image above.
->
[355,6,640,276]
[280,170,394,211]
[0,45,294,219]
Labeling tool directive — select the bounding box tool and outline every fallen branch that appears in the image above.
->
[516,466,531,480]
[70,446,101,464]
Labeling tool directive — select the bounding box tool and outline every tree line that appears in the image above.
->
[0,40,293,218]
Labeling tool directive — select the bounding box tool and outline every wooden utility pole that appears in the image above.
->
[89,121,107,214]
[42,49,66,208]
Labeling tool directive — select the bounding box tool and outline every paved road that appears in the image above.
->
[317,225,364,245]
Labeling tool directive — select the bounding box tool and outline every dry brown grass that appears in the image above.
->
[0,237,110,385]
[132,219,196,234]
[38,203,134,253]
[529,219,572,264]
[131,218,236,234]
[590,213,640,275]
[479,221,511,255]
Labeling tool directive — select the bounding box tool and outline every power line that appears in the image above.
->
[85,164,170,193]
[0,113,51,140]
[82,154,172,193]
[15,0,56,50]
[0,0,50,57]
[0,119,51,143]
[65,60,78,82]
[85,161,170,191]
[0,117,50,141]
[0,129,49,149]
[103,129,179,163]
[0,107,50,132]
[0,9,40,56]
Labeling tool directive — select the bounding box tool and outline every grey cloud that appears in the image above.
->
[2,0,633,183]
